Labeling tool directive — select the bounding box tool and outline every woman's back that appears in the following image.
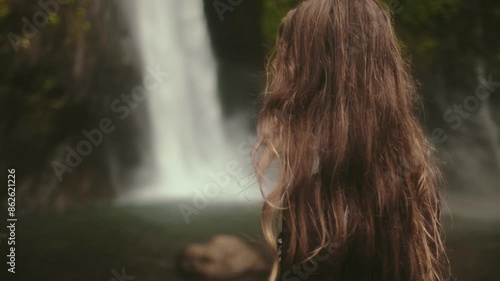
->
[253,0,449,280]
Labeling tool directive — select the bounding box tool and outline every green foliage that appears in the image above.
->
[261,0,500,69]
[25,78,65,134]
[262,0,463,52]
[0,0,10,18]
[0,0,92,138]
[262,0,300,45]
[48,12,60,26]
[387,0,464,66]
[393,0,463,25]
[75,7,91,33]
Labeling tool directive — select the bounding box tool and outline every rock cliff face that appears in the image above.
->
[404,0,500,193]
[0,0,150,213]
[203,0,265,119]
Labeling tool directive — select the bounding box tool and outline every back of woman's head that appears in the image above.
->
[253,0,449,280]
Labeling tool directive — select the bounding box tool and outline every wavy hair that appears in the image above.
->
[253,0,449,280]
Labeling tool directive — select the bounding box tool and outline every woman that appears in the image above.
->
[253,0,449,280]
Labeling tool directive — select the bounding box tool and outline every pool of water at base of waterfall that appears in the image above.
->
[4,196,500,281]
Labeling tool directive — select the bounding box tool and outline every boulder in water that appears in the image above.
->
[178,234,269,279]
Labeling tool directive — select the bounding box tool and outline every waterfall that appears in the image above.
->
[120,0,234,200]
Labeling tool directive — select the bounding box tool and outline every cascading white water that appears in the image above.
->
[122,0,235,200]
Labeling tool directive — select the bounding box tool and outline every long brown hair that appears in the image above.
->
[253,0,449,280]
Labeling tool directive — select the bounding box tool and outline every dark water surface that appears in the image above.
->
[4,198,500,281]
